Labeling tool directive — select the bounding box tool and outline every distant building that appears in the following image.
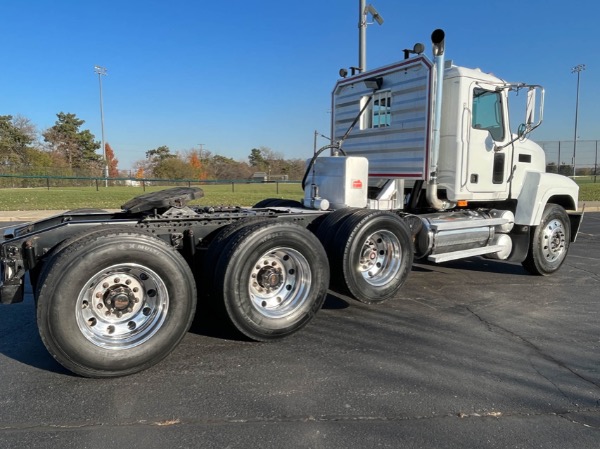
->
[252,172,268,182]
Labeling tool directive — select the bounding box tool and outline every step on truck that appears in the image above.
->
[0,29,583,377]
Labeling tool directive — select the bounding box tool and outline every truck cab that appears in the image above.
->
[438,66,578,225]
[303,29,583,276]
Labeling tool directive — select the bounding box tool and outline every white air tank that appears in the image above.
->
[303,156,368,209]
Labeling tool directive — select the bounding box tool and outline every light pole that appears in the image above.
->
[94,65,108,186]
[571,63,585,177]
[358,0,384,72]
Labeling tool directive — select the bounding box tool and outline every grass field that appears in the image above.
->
[580,182,600,201]
[0,183,305,211]
[0,180,596,211]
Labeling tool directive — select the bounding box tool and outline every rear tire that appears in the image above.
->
[329,210,413,304]
[522,204,571,276]
[36,229,196,377]
[314,208,356,253]
[32,225,143,302]
[212,221,329,341]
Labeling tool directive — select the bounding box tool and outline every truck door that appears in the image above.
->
[466,85,511,197]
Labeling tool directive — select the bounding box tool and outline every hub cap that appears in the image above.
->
[249,247,311,319]
[75,264,169,349]
[358,230,402,286]
[541,218,567,262]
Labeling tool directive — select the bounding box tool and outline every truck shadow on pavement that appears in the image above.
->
[0,296,73,376]
[188,292,350,341]
[413,256,530,275]
[0,286,351,375]
[0,261,529,376]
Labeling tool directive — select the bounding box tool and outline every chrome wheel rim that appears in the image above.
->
[248,247,311,319]
[358,230,402,286]
[75,264,169,350]
[541,218,567,262]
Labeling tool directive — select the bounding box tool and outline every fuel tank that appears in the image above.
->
[414,209,514,260]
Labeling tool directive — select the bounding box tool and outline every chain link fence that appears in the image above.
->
[0,167,299,192]
[1,141,598,187]
[538,140,599,181]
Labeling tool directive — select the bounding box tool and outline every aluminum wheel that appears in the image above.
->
[248,247,311,319]
[75,263,169,350]
[522,204,571,276]
[357,229,402,287]
[541,218,567,262]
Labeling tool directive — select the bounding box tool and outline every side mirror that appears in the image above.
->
[523,85,544,136]
[525,87,536,126]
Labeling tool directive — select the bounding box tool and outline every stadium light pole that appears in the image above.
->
[94,65,108,187]
[571,63,585,177]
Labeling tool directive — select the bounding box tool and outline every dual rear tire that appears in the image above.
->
[204,221,330,341]
[316,209,413,304]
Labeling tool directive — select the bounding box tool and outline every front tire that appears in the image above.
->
[36,228,197,377]
[522,204,571,275]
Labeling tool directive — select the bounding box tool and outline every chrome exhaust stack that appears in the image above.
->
[427,29,456,211]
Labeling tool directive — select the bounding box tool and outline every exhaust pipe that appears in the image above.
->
[427,29,455,211]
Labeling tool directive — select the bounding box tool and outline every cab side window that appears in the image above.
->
[472,88,505,142]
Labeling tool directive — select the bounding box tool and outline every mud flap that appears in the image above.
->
[507,225,531,263]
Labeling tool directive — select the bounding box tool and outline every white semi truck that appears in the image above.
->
[0,29,582,377]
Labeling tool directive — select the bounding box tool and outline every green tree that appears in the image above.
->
[0,115,36,165]
[23,148,53,173]
[42,112,101,171]
[146,145,176,178]
[153,157,197,179]
[248,148,266,169]
[248,146,289,178]
[146,145,176,162]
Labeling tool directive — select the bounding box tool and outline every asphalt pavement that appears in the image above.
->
[0,213,599,448]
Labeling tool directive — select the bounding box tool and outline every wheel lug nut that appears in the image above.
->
[97,303,103,309]
[116,311,122,318]
[133,287,139,293]
[127,307,133,313]
[114,278,120,283]
[102,283,109,288]
[125,279,132,285]
[95,292,102,298]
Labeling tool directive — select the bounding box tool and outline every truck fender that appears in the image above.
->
[514,171,578,226]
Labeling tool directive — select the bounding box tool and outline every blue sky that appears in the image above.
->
[1,0,597,170]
